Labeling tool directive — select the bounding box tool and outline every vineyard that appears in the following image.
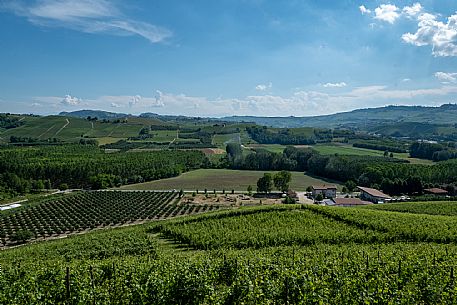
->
[366,200,457,216]
[0,191,223,247]
[4,203,457,303]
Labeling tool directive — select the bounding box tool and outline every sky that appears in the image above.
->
[0,0,457,117]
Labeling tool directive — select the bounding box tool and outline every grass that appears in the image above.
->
[212,133,240,148]
[312,144,433,165]
[120,168,342,191]
[246,144,287,153]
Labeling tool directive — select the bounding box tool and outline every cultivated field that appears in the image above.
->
[4,203,457,303]
[0,191,223,247]
[120,169,342,191]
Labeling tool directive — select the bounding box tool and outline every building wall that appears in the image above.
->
[313,189,337,198]
[360,192,383,203]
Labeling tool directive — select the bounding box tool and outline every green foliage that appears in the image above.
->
[10,230,33,243]
[366,201,457,216]
[0,145,206,195]
[256,173,273,193]
[273,170,292,192]
[247,185,253,195]
[154,207,382,249]
[0,191,222,247]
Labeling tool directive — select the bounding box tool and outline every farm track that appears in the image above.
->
[54,118,70,136]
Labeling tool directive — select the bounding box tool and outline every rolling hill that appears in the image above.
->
[223,104,457,129]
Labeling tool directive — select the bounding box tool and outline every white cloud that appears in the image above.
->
[323,82,347,88]
[129,95,142,108]
[255,82,272,91]
[61,94,81,106]
[435,72,457,83]
[374,4,400,24]
[26,84,457,117]
[402,12,457,57]
[1,0,172,43]
[359,5,371,15]
[402,3,422,19]
[402,78,411,82]
[31,102,41,107]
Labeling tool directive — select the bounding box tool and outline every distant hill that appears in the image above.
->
[223,104,457,129]
[59,110,128,120]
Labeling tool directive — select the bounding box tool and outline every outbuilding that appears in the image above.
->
[424,188,448,196]
[358,186,391,204]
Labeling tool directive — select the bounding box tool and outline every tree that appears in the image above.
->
[345,180,357,193]
[315,193,324,202]
[273,171,292,193]
[226,143,242,161]
[247,185,253,195]
[257,173,273,194]
[384,150,389,157]
[390,152,394,158]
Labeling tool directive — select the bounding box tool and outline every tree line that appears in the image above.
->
[0,145,207,197]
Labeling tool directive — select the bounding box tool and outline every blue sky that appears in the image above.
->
[0,0,457,117]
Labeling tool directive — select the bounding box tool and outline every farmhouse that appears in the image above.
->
[311,184,337,199]
[424,188,448,196]
[358,186,391,204]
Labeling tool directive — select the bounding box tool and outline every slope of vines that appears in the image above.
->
[0,191,223,247]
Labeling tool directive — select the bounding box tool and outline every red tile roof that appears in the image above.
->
[358,186,391,199]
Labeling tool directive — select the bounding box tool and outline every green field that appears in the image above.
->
[120,169,341,191]
[0,115,155,143]
[246,143,287,153]
[312,144,433,165]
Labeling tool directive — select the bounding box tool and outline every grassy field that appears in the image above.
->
[312,144,433,165]
[120,169,342,191]
[246,144,287,153]
[0,115,154,143]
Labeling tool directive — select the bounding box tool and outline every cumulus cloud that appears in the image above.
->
[1,0,172,43]
[154,90,165,107]
[402,12,457,57]
[359,5,371,15]
[110,102,121,108]
[402,3,423,19]
[360,3,457,57]
[255,82,272,91]
[374,4,400,24]
[435,72,457,83]
[61,94,81,106]
[323,82,347,88]
[129,95,142,108]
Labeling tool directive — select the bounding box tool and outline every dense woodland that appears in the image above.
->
[226,143,457,196]
[0,145,207,197]
[410,142,457,161]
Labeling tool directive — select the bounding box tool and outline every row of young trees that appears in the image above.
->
[0,145,208,196]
